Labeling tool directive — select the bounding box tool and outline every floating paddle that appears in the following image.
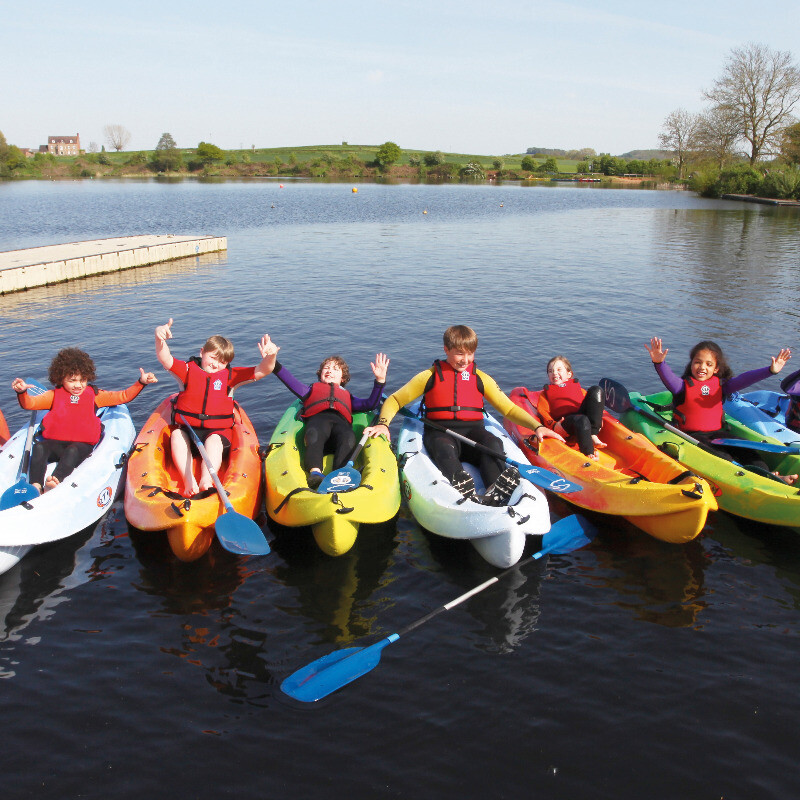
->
[710,438,800,455]
[316,429,371,493]
[177,415,270,556]
[0,379,48,511]
[396,407,581,494]
[281,514,596,702]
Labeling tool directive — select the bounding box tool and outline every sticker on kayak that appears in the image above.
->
[548,478,573,493]
[96,486,113,508]
[402,479,412,501]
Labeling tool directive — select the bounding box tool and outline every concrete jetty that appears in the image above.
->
[0,234,227,295]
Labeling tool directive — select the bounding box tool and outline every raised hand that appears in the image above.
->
[770,347,792,374]
[155,318,174,342]
[139,368,159,385]
[371,352,390,383]
[644,337,668,364]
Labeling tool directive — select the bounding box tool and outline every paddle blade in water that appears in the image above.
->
[317,463,361,493]
[214,510,271,556]
[0,480,40,511]
[282,637,396,702]
[535,514,595,559]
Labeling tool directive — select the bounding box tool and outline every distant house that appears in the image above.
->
[40,134,81,156]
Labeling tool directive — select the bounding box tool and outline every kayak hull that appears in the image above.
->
[397,403,551,568]
[124,395,263,562]
[0,404,135,574]
[504,387,717,543]
[621,391,800,528]
[264,401,400,556]
[724,391,800,445]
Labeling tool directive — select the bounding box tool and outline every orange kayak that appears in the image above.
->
[124,394,263,561]
[504,387,717,543]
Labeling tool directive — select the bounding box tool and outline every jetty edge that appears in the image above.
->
[0,234,227,294]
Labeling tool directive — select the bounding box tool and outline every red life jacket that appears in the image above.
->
[173,358,235,430]
[301,381,353,424]
[41,386,102,444]
[540,379,585,420]
[674,376,723,432]
[423,360,485,421]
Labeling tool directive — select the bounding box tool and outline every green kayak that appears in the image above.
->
[620,390,800,528]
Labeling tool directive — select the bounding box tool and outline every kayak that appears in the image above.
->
[396,402,551,568]
[620,390,800,528]
[124,395,263,561]
[0,404,135,575]
[264,401,400,556]
[724,391,800,445]
[504,387,717,543]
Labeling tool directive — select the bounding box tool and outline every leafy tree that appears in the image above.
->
[780,122,800,165]
[423,151,445,167]
[537,157,559,173]
[150,132,182,172]
[704,43,800,163]
[658,108,699,179]
[196,141,224,164]
[459,162,486,180]
[376,141,401,170]
[520,155,536,171]
[694,106,742,168]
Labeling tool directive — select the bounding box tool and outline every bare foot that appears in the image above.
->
[181,475,200,497]
[592,435,607,449]
[198,480,213,492]
[31,482,42,493]
[44,475,60,492]
[776,472,798,485]
[587,451,599,461]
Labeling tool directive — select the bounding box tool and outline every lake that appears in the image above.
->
[1,179,799,799]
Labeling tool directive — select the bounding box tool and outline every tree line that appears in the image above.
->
[659,43,800,199]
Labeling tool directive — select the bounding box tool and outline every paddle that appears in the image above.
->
[316,429,370,493]
[0,379,48,511]
[711,438,800,455]
[396,407,581,494]
[281,514,595,702]
[177,415,270,556]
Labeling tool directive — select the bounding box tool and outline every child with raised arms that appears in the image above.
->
[645,336,796,482]
[537,355,605,459]
[365,325,564,505]
[12,348,158,493]
[155,318,277,496]
[268,343,389,488]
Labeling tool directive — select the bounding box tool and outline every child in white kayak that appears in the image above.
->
[365,325,564,504]
[268,343,389,488]
[155,319,277,496]
[536,355,605,460]
[12,348,158,493]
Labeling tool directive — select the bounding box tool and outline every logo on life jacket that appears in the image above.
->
[213,379,223,391]
[701,385,710,396]
[70,394,80,404]
[460,371,470,381]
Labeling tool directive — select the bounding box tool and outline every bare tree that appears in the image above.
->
[695,106,742,168]
[104,124,131,152]
[704,43,800,164]
[658,108,699,178]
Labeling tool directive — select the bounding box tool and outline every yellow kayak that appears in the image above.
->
[264,401,400,555]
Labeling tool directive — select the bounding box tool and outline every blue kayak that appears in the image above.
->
[724,391,800,446]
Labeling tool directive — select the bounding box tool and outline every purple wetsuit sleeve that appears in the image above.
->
[780,367,800,397]
[273,362,311,399]
[654,361,683,394]
[723,366,774,395]
[351,381,384,413]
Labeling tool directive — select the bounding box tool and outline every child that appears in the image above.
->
[155,318,277,496]
[537,355,605,459]
[11,348,157,493]
[270,346,389,488]
[645,337,796,482]
[365,325,564,505]
[780,366,800,432]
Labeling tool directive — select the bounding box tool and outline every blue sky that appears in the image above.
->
[5,0,799,156]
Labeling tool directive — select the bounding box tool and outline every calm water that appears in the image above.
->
[1,180,799,799]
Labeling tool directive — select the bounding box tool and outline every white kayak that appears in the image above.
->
[0,404,135,574]
[397,404,551,568]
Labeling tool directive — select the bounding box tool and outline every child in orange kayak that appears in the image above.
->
[269,346,389,488]
[11,348,158,493]
[365,325,564,504]
[536,355,605,460]
[646,336,796,482]
[155,318,277,496]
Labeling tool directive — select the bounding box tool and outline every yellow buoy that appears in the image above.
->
[352,187,358,193]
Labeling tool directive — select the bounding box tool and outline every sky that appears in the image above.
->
[4,0,800,156]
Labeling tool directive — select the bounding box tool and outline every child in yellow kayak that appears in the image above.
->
[12,348,157,493]
[365,325,563,504]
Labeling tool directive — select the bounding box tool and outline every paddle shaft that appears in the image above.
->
[177,415,234,513]
[14,380,48,481]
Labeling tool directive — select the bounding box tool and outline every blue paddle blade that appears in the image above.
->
[0,480,40,511]
[317,463,361,493]
[281,637,397,702]
[214,510,271,556]
[515,462,581,494]
[534,514,595,559]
